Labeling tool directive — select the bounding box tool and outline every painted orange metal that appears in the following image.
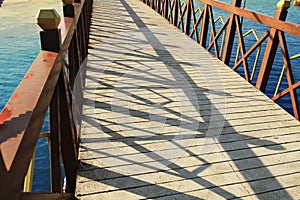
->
[256,9,287,91]
[0,51,58,198]
[232,31,269,71]
[199,0,300,37]
[222,0,242,65]
[0,0,92,198]
[277,31,300,120]
[200,4,210,47]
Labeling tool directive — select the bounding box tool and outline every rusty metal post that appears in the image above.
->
[49,86,63,193]
[256,0,289,92]
[185,0,192,35]
[157,0,161,13]
[200,4,209,47]
[36,9,63,193]
[221,0,242,65]
[58,71,78,193]
[36,9,62,53]
[164,0,169,18]
[65,0,76,89]
[63,0,75,18]
[173,0,179,26]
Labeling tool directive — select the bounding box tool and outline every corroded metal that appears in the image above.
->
[256,8,288,91]
[0,0,93,198]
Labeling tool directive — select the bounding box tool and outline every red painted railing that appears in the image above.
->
[0,0,92,199]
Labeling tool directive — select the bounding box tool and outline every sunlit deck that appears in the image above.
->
[76,0,300,199]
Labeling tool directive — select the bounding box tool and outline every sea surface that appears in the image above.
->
[0,0,63,191]
[0,0,299,192]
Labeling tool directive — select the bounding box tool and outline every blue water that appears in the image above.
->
[0,0,299,192]
[0,0,63,191]
[193,0,300,115]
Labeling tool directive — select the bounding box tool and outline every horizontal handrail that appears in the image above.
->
[200,0,300,37]
[0,0,92,198]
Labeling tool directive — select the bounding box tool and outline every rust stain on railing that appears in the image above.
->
[0,0,92,198]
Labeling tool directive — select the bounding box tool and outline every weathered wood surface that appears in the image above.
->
[76,0,300,199]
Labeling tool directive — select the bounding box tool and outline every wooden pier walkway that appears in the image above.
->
[76,0,300,199]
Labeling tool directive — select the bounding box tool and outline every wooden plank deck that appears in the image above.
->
[75,0,300,199]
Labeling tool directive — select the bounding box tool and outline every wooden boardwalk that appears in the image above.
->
[75,0,300,199]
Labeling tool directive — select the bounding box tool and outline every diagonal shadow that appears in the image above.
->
[117,0,291,198]
[78,0,294,199]
[81,114,241,199]
[77,161,204,199]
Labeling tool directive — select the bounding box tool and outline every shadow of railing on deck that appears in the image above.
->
[77,0,294,199]
[143,0,300,120]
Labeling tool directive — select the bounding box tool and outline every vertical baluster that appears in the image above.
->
[277,31,300,119]
[70,29,81,150]
[49,85,62,193]
[88,0,93,33]
[81,13,87,60]
[200,4,209,47]
[77,16,84,65]
[74,32,81,77]
[256,0,289,92]
[151,0,155,9]
[23,148,36,192]
[58,70,78,193]
[63,0,76,88]
[69,37,76,89]
[84,1,90,58]
[185,0,192,35]
[222,0,242,65]
[164,0,169,18]
[157,0,161,13]
[173,0,179,26]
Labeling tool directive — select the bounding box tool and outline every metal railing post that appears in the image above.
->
[36,8,63,193]
[200,4,209,47]
[63,0,75,17]
[173,0,179,26]
[185,0,192,35]
[256,0,289,92]
[221,0,242,65]
[164,0,169,18]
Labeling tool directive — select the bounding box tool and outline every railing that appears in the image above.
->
[0,0,92,198]
[141,0,300,120]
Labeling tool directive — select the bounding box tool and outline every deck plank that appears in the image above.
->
[76,0,300,199]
